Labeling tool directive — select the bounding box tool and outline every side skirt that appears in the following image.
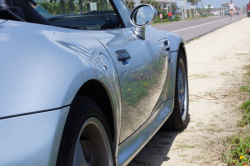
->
[117,98,174,166]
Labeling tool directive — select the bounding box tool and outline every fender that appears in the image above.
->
[165,32,186,100]
[0,21,121,126]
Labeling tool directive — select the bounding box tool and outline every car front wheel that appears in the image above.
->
[163,50,189,130]
[56,96,114,166]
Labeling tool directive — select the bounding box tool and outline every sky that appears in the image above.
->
[177,0,250,8]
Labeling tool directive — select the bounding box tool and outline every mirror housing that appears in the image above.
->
[130,4,158,39]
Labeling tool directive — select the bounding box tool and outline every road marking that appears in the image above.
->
[153,16,230,28]
[172,17,230,33]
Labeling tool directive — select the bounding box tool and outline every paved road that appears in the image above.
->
[153,13,246,42]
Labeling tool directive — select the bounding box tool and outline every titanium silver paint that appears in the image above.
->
[0,20,121,163]
[0,2,187,166]
[0,19,6,24]
[0,20,120,119]
[0,107,69,166]
[118,99,174,166]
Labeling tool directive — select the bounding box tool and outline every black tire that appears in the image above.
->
[163,50,189,131]
[56,96,114,166]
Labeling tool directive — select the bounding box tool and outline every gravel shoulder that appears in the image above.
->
[128,17,250,166]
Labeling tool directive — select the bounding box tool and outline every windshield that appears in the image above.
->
[34,0,121,30]
[36,0,114,16]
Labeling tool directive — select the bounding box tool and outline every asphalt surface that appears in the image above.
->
[153,13,246,42]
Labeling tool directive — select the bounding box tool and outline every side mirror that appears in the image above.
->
[130,4,158,39]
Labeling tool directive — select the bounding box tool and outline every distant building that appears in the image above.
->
[156,0,176,12]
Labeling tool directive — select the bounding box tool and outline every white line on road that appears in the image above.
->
[172,17,230,33]
[154,16,217,28]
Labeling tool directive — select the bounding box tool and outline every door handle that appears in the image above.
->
[116,50,131,61]
[161,40,170,57]
[161,40,170,51]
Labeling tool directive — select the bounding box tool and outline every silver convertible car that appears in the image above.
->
[0,0,189,165]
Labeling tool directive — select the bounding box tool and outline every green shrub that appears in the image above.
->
[240,100,250,111]
[172,17,180,21]
[237,101,250,127]
[240,86,250,92]
[222,134,250,166]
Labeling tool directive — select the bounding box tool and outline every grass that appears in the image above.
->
[237,101,250,128]
[221,66,250,166]
[244,65,250,70]
[178,144,195,149]
[236,53,249,56]
[189,74,209,79]
[222,134,250,166]
[153,17,180,24]
[196,122,204,126]
[220,72,230,76]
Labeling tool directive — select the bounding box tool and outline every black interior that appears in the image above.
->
[46,13,121,30]
[0,0,25,21]
[0,0,121,30]
[12,0,51,25]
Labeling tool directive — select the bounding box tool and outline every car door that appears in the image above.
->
[89,0,169,143]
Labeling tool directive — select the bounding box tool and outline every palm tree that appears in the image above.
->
[124,0,162,12]
[171,3,179,15]
[187,0,201,5]
[150,1,161,11]
[51,0,66,14]
[67,0,75,14]
[207,4,212,14]
[187,0,200,17]
[78,0,83,13]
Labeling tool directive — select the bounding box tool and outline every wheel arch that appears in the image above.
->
[74,79,117,146]
[179,42,188,73]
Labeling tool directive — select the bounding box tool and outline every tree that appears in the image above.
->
[51,0,66,14]
[67,0,75,14]
[126,0,161,12]
[188,0,200,15]
[125,0,134,10]
[187,0,201,6]
[187,0,201,17]
[78,0,83,14]
[150,0,161,11]
[206,4,212,14]
[196,8,202,14]
[171,3,179,15]
[172,3,179,14]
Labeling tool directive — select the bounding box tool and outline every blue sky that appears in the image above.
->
[177,0,250,8]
